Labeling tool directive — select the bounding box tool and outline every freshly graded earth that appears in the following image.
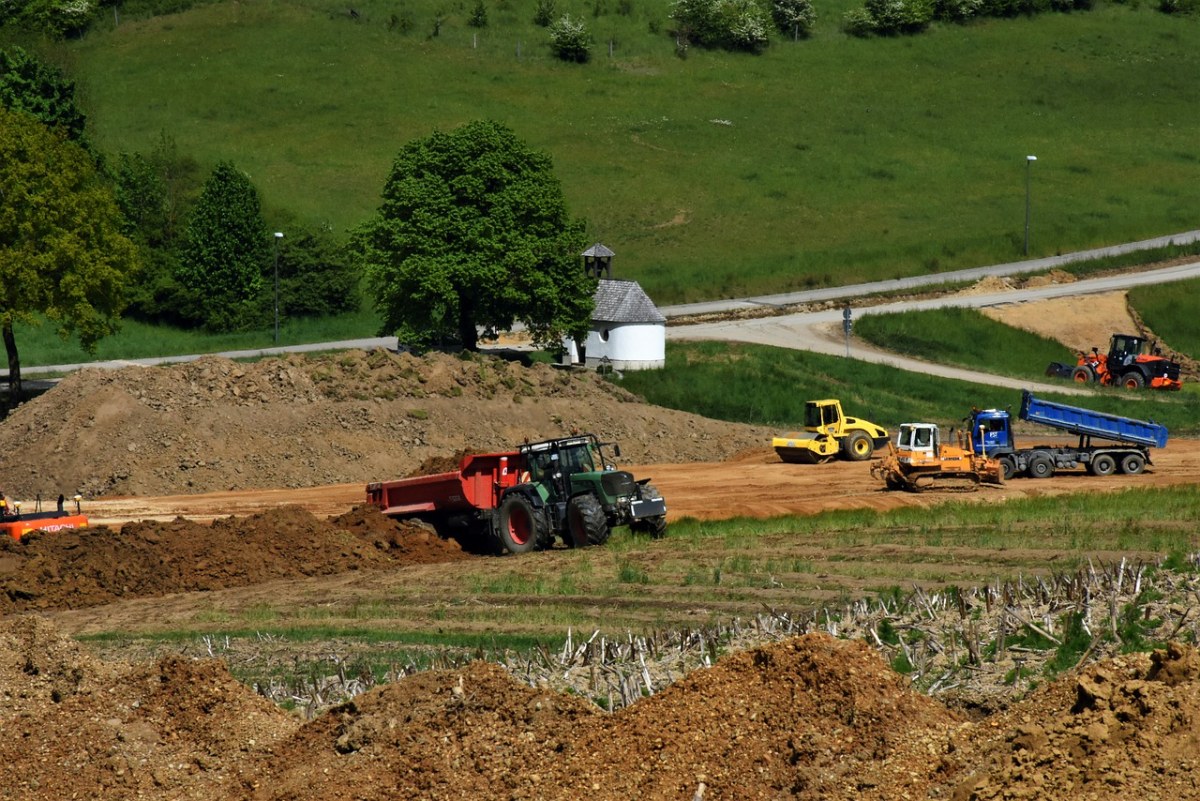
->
[2,288,1199,800]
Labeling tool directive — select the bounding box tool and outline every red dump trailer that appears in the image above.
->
[366,451,522,520]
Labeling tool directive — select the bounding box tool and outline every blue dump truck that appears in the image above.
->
[967,390,1168,480]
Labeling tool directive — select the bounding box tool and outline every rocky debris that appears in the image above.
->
[0,350,775,500]
[945,641,1200,799]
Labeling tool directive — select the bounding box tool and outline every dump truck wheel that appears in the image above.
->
[999,456,1017,482]
[1090,454,1117,477]
[496,495,543,555]
[1027,453,1054,479]
[567,494,609,547]
[1120,372,1146,390]
[842,431,873,461]
[1120,453,1145,475]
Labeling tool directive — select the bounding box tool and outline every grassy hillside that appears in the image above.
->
[615,340,1200,433]
[18,1,1197,303]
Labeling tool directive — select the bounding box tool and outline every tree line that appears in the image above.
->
[0,46,596,399]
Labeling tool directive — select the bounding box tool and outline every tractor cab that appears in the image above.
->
[519,435,625,506]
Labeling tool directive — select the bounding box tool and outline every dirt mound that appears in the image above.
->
[0,350,774,500]
[946,641,1200,799]
[0,505,467,613]
[5,616,1200,800]
[0,616,294,801]
[250,632,961,801]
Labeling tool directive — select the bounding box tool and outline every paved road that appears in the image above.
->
[657,229,1200,318]
[667,259,1200,395]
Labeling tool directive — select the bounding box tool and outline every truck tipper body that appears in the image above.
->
[968,390,1167,480]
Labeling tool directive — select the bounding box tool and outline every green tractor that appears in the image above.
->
[497,434,668,553]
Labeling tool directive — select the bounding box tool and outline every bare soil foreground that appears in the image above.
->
[4,616,1200,801]
[2,301,1200,800]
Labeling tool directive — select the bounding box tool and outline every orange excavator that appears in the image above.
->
[1,492,88,540]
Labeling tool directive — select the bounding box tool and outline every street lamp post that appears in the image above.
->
[273,232,284,344]
[1024,155,1037,257]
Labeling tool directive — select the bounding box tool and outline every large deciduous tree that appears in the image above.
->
[0,107,140,399]
[353,120,593,352]
[176,161,269,332]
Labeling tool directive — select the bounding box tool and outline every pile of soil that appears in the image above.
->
[0,505,466,614]
[5,617,1200,800]
[0,349,774,500]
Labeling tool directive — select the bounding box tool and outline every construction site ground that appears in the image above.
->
[3,287,1200,800]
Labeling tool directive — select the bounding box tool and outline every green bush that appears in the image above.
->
[1159,0,1200,15]
[771,0,815,36]
[841,6,876,34]
[469,0,488,27]
[864,0,933,33]
[4,0,95,36]
[549,14,592,61]
[932,0,982,20]
[533,0,556,25]
[671,0,770,51]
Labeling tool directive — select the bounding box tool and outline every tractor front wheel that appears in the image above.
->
[1072,365,1095,384]
[567,494,610,548]
[496,495,544,555]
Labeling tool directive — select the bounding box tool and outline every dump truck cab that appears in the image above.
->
[772,399,889,464]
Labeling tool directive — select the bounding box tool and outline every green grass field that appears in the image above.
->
[12,1,1194,304]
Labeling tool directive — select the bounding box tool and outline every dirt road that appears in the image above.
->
[85,438,1200,527]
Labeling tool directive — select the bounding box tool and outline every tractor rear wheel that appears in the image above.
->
[1120,453,1146,475]
[496,495,544,555]
[1090,454,1117,477]
[1072,365,1095,384]
[1120,372,1146,390]
[842,431,873,461]
[567,494,610,547]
